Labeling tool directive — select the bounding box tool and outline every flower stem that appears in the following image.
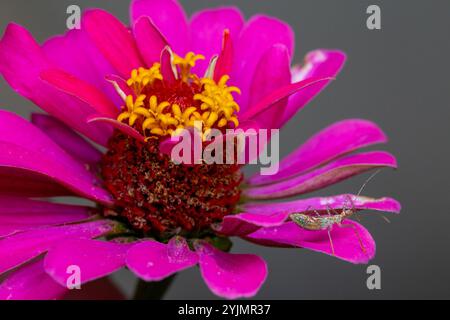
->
[133,275,176,300]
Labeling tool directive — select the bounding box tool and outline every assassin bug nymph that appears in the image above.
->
[290,170,382,257]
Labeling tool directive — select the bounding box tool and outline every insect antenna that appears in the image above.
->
[357,169,382,197]
[347,169,387,222]
[359,169,392,223]
[377,213,391,223]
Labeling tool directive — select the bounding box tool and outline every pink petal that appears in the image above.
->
[280,50,347,127]
[31,114,103,165]
[245,221,376,264]
[44,239,132,286]
[82,9,144,78]
[87,116,146,143]
[42,29,122,107]
[190,7,244,76]
[196,242,268,299]
[126,237,198,281]
[133,16,168,67]
[0,259,66,300]
[0,23,112,145]
[130,0,189,54]
[214,30,233,82]
[0,196,92,238]
[240,77,332,127]
[160,47,177,83]
[0,220,114,275]
[245,151,397,200]
[233,15,295,112]
[214,212,290,237]
[244,194,402,215]
[0,111,113,204]
[248,119,388,186]
[106,74,134,97]
[40,68,119,118]
[248,44,291,129]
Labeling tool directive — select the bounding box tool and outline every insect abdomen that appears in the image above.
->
[291,214,323,231]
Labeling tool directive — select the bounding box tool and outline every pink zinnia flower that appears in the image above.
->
[0,0,400,300]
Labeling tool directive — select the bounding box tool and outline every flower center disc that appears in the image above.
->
[101,51,244,239]
[101,132,243,239]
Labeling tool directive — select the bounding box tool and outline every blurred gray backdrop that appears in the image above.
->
[1,0,449,299]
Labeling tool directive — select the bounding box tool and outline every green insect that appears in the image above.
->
[290,171,382,257]
[290,203,363,257]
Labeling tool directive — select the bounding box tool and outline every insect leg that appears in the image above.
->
[326,205,334,217]
[313,209,322,218]
[327,228,336,257]
[327,204,339,216]
[338,222,367,256]
[343,194,362,222]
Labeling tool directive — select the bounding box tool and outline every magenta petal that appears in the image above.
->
[245,151,397,200]
[214,30,233,82]
[126,238,198,281]
[190,7,244,76]
[240,77,332,127]
[31,114,103,165]
[87,116,146,143]
[0,196,92,238]
[0,259,66,300]
[246,221,376,264]
[42,29,122,107]
[0,23,112,145]
[248,44,291,129]
[133,16,168,67]
[0,111,113,204]
[131,0,189,54]
[248,119,388,186]
[233,15,294,112]
[280,50,347,127]
[44,239,131,286]
[0,220,114,275]
[160,47,177,83]
[196,242,267,299]
[106,74,134,97]
[244,194,401,215]
[83,9,143,78]
[215,212,290,237]
[40,68,119,118]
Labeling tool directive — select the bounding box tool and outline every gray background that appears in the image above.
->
[0,0,449,299]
